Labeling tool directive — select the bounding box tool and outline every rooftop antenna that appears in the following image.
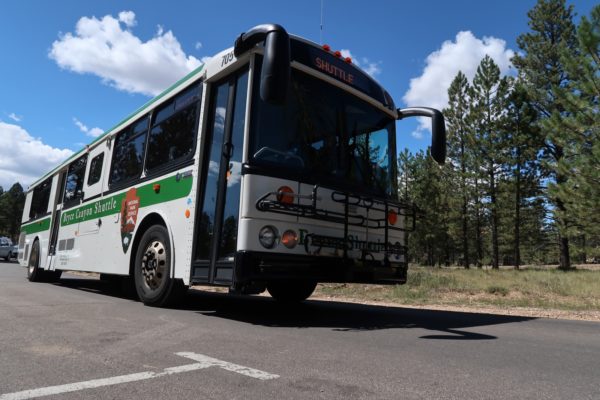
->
[320,0,324,44]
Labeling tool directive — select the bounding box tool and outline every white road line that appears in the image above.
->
[176,352,280,380]
[0,352,279,400]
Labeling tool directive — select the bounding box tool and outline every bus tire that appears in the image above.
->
[133,225,181,307]
[27,240,44,282]
[267,280,317,303]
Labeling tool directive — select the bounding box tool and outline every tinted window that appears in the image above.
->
[29,177,52,219]
[110,117,148,186]
[250,66,397,197]
[146,85,201,171]
[87,153,104,186]
[64,154,88,204]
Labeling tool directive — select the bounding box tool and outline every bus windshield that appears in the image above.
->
[249,67,398,198]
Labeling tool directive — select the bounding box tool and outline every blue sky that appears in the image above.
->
[0,0,596,189]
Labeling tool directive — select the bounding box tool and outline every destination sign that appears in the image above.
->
[290,39,391,107]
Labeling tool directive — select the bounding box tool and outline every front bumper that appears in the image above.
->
[233,250,407,289]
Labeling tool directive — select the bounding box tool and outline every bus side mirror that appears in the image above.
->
[397,107,446,164]
[234,24,290,105]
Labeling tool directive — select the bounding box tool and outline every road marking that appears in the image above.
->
[0,352,279,400]
[176,352,280,381]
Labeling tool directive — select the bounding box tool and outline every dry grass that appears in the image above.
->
[315,265,600,312]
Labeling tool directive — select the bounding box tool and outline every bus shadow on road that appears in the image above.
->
[55,277,534,340]
[181,289,533,340]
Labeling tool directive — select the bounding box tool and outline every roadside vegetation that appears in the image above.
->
[316,265,600,312]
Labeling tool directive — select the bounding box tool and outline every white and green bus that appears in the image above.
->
[19,24,445,306]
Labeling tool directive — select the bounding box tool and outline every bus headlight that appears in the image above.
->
[258,225,279,249]
[281,230,298,249]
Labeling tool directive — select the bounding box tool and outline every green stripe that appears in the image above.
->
[60,174,194,227]
[30,64,205,189]
[21,217,52,235]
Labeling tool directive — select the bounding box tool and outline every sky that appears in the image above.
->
[0,0,597,190]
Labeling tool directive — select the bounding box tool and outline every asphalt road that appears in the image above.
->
[1,260,599,400]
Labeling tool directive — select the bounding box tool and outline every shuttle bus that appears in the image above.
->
[19,24,445,306]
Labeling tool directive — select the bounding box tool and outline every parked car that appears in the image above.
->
[0,237,17,261]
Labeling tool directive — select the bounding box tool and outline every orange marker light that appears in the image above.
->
[281,230,298,249]
[185,209,191,218]
[153,184,161,193]
[276,186,294,204]
[388,209,398,225]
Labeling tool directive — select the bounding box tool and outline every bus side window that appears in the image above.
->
[63,154,88,206]
[110,116,149,186]
[29,177,52,219]
[87,152,104,186]
[146,84,202,172]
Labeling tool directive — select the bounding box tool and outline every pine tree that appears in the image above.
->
[444,71,472,268]
[551,5,600,261]
[470,55,510,269]
[512,0,578,269]
[0,183,25,241]
[505,79,544,268]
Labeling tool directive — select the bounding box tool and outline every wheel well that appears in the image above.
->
[128,213,167,277]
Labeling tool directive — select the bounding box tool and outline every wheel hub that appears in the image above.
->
[141,240,166,291]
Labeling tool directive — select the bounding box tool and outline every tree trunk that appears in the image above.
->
[461,142,469,269]
[555,167,571,270]
[514,150,522,269]
[475,178,483,268]
[490,167,499,269]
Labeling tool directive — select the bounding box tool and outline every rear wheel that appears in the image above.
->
[27,241,44,282]
[134,225,186,307]
[267,280,317,303]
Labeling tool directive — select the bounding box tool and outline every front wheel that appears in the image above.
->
[267,280,317,303]
[133,225,185,307]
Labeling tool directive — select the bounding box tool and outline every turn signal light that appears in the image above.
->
[388,209,398,225]
[276,186,294,204]
[281,230,298,249]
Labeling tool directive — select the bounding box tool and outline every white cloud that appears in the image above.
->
[340,49,382,78]
[0,122,73,189]
[402,31,514,138]
[411,130,424,140]
[195,41,202,50]
[49,11,202,96]
[88,127,104,137]
[8,113,22,122]
[118,11,136,28]
[73,117,104,138]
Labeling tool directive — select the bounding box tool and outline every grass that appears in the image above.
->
[315,266,600,312]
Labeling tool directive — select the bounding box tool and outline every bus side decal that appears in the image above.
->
[21,217,52,235]
[60,174,194,227]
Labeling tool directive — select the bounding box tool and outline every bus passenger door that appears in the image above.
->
[193,68,249,284]
[75,145,108,271]
[47,170,66,270]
